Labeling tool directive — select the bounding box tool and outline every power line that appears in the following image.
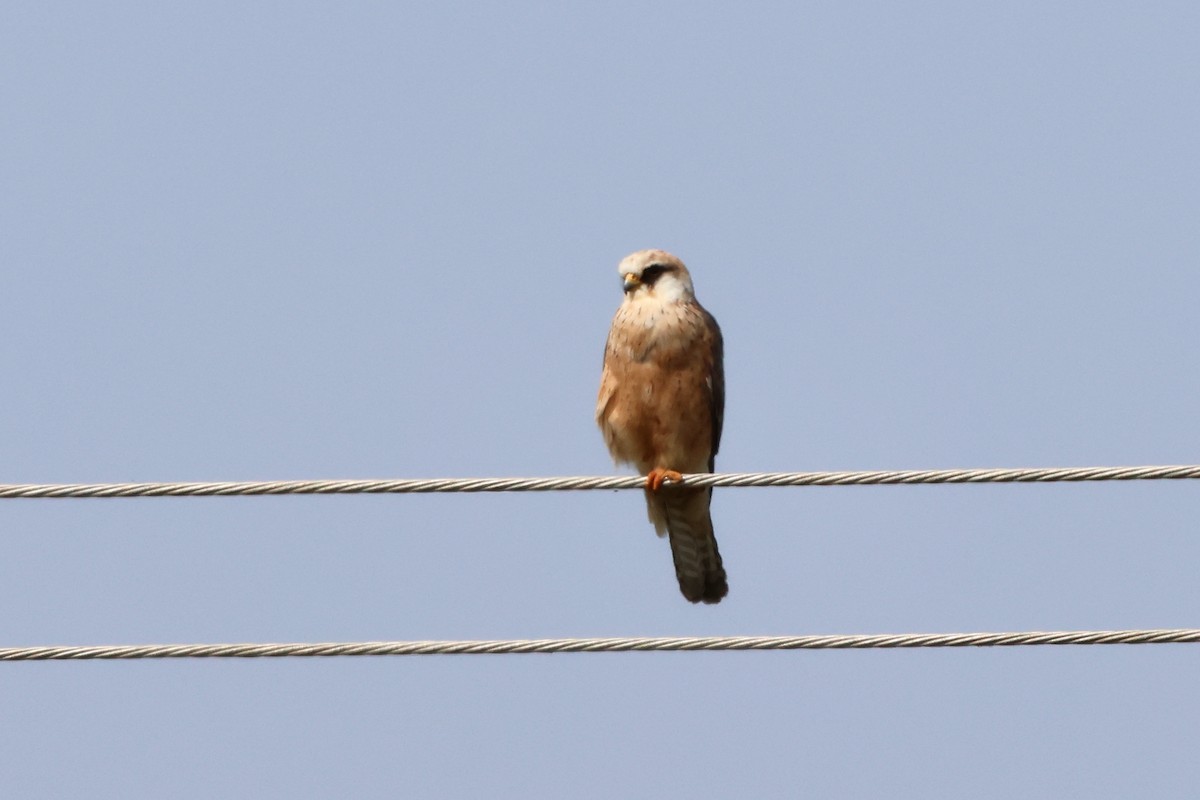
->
[2,463,1200,499]
[2,628,1197,661]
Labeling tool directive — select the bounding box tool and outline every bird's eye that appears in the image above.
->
[642,264,666,282]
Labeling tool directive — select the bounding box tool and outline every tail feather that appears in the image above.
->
[647,488,728,604]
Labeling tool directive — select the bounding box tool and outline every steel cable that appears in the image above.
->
[2,629,1198,661]
[3,464,1200,499]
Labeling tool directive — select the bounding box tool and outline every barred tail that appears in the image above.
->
[648,488,728,604]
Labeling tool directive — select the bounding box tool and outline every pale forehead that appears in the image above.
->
[617,249,685,274]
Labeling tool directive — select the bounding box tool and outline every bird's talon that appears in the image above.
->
[646,468,683,492]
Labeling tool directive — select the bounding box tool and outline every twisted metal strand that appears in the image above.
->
[2,628,1198,661]
[3,464,1200,499]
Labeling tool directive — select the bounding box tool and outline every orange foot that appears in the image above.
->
[646,468,683,492]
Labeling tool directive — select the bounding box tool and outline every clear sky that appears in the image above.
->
[2,2,1199,796]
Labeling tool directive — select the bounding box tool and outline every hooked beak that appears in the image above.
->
[622,272,641,293]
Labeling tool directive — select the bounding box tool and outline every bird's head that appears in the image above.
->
[617,249,695,304]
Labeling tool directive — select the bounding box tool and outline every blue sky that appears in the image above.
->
[2,2,1199,796]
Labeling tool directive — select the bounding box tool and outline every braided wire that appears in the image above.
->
[2,464,1200,499]
[1,629,1197,661]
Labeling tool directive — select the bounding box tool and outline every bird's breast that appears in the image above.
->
[598,301,714,473]
[609,303,699,365]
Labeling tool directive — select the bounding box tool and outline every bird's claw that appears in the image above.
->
[646,468,683,492]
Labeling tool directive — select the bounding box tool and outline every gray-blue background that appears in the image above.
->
[3,3,1198,796]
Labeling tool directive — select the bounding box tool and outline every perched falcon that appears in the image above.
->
[596,249,728,604]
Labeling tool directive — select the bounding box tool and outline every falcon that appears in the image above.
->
[596,249,728,604]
